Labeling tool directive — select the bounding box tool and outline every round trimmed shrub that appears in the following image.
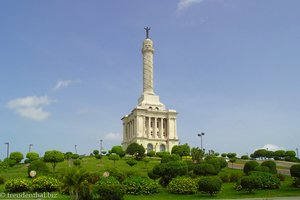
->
[198,176,222,196]
[240,176,261,193]
[122,176,160,195]
[194,163,217,176]
[243,160,259,175]
[206,159,221,174]
[147,150,155,157]
[167,177,197,194]
[153,161,188,187]
[5,178,31,193]
[290,164,300,188]
[290,164,300,178]
[27,160,49,176]
[161,154,181,163]
[261,160,277,174]
[32,176,60,192]
[126,158,137,167]
[218,157,228,169]
[9,152,24,164]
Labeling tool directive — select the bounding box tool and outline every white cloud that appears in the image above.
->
[53,80,80,90]
[7,96,53,121]
[177,0,204,11]
[16,107,50,121]
[7,96,52,108]
[104,133,122,141]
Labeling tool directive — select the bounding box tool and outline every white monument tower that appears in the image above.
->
[122,27,179,152]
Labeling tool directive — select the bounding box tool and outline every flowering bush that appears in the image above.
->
[5,178,31,193]
[167,176,197,194]
[122,176,160,195]
[32,176,60,192]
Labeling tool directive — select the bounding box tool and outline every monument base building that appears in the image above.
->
[122,28,179,152]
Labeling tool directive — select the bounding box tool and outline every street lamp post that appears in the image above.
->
[197,132,205,151]
[29,144,33,152]
[296,148,299,159]
[4,142,9,159]
[75,145,77,154]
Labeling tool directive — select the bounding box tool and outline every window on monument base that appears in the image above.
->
[147,143,153,152]
[160,144,166,152]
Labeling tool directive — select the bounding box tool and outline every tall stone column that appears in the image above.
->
[142,38,154,95]
[159,118,163,138]
[154,118,157,138]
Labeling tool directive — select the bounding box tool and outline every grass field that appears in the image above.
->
[0,156,299,200]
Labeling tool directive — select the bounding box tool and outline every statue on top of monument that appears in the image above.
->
[144,26,150,38]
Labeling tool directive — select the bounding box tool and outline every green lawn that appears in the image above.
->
[0,156,299,200]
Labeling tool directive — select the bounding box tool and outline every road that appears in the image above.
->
[227,161,293,175]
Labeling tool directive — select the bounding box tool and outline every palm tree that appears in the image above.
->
[60,167,90,200]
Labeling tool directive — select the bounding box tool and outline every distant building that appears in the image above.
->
[122,28,179,152]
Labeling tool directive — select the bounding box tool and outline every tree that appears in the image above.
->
[126,158,137,167]
[26,152,39,163]
[93,150,99,155]
[198,176,222,196]
[226,153,237,168]
[221,153,227,158]
[241,155,249,160]
[152,161,188,187]
[43,150,65,172]
[191,147,204,163]
[171,144,190,158]
[111,146,126,158]
[61,167,89,200]
[71,154,80,160]
[227,153,237,159]
[285,150,296,161]
[273,150,285,160]
[253,149,268,160]
[109,154,120,167]
[28,160,49,176]
[9,152,24,164]
[65,152,73,167]
[126,143,145,160]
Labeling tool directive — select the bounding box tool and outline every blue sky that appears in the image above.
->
[1,0,299,159]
